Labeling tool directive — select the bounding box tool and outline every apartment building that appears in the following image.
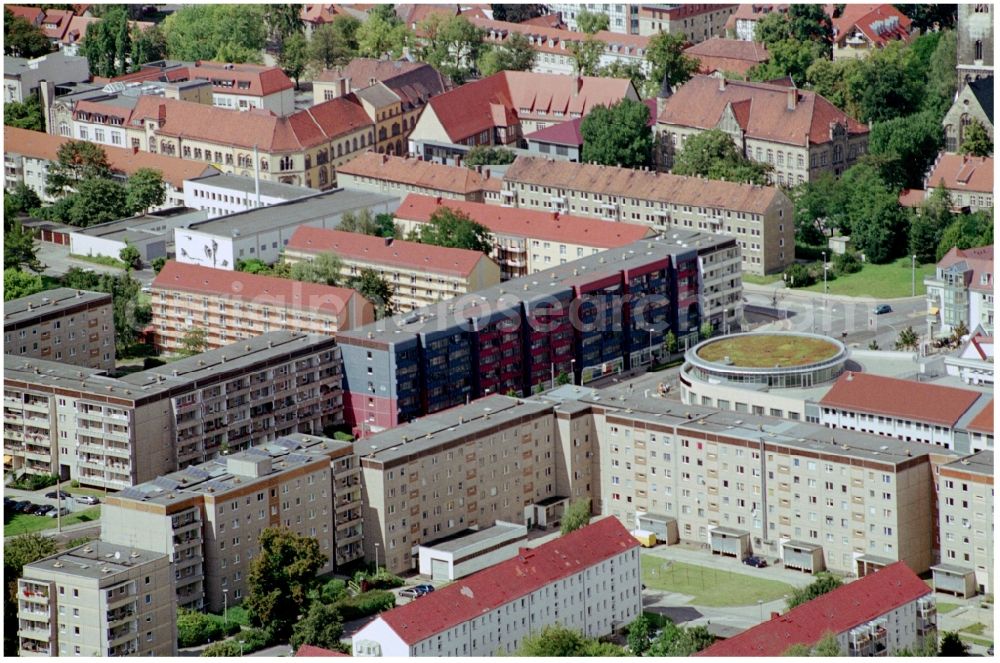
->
[923,154,994,212]
[683,37,770,76]
[698,562,935,656]
[393,194,654,280]
[471,17,651,77]
[283,226,501,313]
[831,4,913,60]
[4,288,115,371]
[925,245,994,335]
[551,3,639,34]
[338,232,739,432]
[102,434,362,612]
[3,51,89,103]
[336,153,494,202]
[17,541,176,657]
[933,450,994,597]
[183,172,318,219]
[637,4,737,40]
[494,156,791,275]
[352,518,641,656]
[3,332,343,488]
[150,261,374,352]
[657,76,870,184]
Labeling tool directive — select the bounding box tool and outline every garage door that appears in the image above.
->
[431,558,450,582]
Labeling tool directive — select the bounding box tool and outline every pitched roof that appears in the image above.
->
[925,154,994,194]
[300,4,340,25]
[295,645,349,657]
[897,188,925,208]
[40,8,74,39]
[937,245,994,293]
[315,58,451,111]
[697,562,929,657]
[373,518,639,646]
[471,16,651,59]
[395,194,653,248]
[6,5,45,24]
[968,77,994,125]
[60,15,154,46]
[3,126,215,188]
[833,4,911,48]
[520,12,566,28]
[337,152,489,195]
[658,75,867,147]
[503,156,784,214]
[285,226,489,278]
[724,3,788,31]
[127,95,372,153]
[684,37,770,75]
[524,116,583,146]
[109,61,294,98]
[152,261,361,321]
[966,398,994,435]
[819,372,983,427]
[421,71,635,143]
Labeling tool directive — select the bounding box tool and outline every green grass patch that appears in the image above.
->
[936,601,961,614]
[66,486,107,499]
[960,634,993,648]
[742,273,784,285]
[641,556,796,607]
[3,506,101,537]
[797,257,935,299]
[962,622,988,636]
[697,334,840,368]
[69,253,127,269]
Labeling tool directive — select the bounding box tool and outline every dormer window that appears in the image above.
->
[981,273,991,285]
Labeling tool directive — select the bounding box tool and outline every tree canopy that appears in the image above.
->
[162,4,267,62]
[4,9,51,58]
[580,98,653,169]
[647,619,716,656]
[463,145,517,167]
[569,35,604,76]
[960,118,993,157]
[350,268,395,320]
[125,168,166,215]
[338,209,399,237]
[290,603,347,653]
[245,528,326,641]
[416,208,494,254]
[560,498,591,535]
[477,31,536,76]
[646,32,699,90]
[289,253,344,286]
[576,9,610,34]
[418,14,484,84]
[786,573,842,609]
[936,211,994,261]
[308,17,360,70]
[356,8,409,60]
[867,110,944,189]
[46,141,113,198]
[672,129,772,185]
[82,5,132,78]
[845,41,922,123]
[4,268,45,302]
[490,4,546,23]
[4,94,45,132]
[515,624,628,656]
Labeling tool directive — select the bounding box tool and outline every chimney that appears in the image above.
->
[575,75,583,96]
[787,88,797,111]
[384,237,394,247]
[719,77,726,92]
[771,611,781,620]
[132,145,139,155]
[436,196,442,204]
[485,168,491,179]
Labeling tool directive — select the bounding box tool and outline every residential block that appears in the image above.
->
[4,288,114,371]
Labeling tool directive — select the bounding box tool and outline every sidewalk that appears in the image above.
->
[743,280,926,305]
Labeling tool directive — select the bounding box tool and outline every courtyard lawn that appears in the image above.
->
[4,507,101,537]
[641,556,796,607]
[742,273,783,286]
[798,257,936,299]
[936,601,961,614]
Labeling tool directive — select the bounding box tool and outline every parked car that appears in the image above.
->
[399,588,420,599]
[45,490,71,500]
[873,304,892,315]
[46,507,70,518]
[13,500,32,513]
[414,584,435,596]
[75,495,100,505]
[743,555,768,568]
[26,503,48,515]
[34,504,55,515]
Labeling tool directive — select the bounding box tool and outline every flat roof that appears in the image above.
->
[187,172,318,199]
[25,541,167,581]
[184,188,398,237]
[422,522,527,554]
[73,208,207,242]
[941,449,993,477]
[5,288,111,327]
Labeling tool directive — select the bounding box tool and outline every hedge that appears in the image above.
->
[335,590,396,621]
[177,609,241,648]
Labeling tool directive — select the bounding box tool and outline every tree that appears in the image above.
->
[838,163,906,263]
[5,220,43,272]
[290,603,346,653]
[338,209,399,238]
[805,58,859,114]
[663,330,677,354]
[264,4,303,47]
[786,573,842,609]
[580,99,653,169]
[351,268,395,319]
[868,110,944,189]
[909,185,954,263]
[162,4,267,62]
[833,251,861,276]
[895,326,919,351]
[748,38,826,88]
[6,183,41,218]
[646,31,699,89]
[648,620,716,656]
[569,35,604,76]
[119,244,142,271]
[937,211,994,260]
[151,256,167,274]
[627,614,652,655]
[4,94,45,132]
[673,129,771,185]
[490,4,545,23]
[356,9,409,60]
[4,268,45,301]
[960,118,993,157]
[130,24,166,71]
[278,32,309,89]
[125,168,165,215]
[82,5,131,78]
[46,140,112,198]
[782,643,813,656]
[245,528,326,640]
[560,498,591,535]
[236,257,274,275]
[923,30,957,119]
[101,271,149,352]
[598,59,649,97]
[845,41,921,123]
[290,253,344,286]
[176,608,231,648]
[4,9,52,58]
[783,262,816,288]
[700,320,715,340]
[418,14,484,84]
[418,208,493,253]
[67,178,130,226]
[463,145,517,166]
[309,19,358,70]
[556,371,571,386]
[868,339,880,351]
[576,8,610,34]
[477,31,536,76]
[786,4,832,52]
[515,625,586,656]
[897,4,957,31]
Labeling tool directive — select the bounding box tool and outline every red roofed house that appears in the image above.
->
[39,8,75,41]
[683,37,770,76]
[60,15,155,57]
[295,644,349,657]
[6,5,45,26]
[523,116,584,163]
[945,332,994,387]
[698,562,935,657]
[283,226,501,312]
[336,152,496,202]
[934,449,994,597]
[150,261,374,352]
[408,71,638,162]
[657,75,869,185]
[351,517,642,657]
[925,245,994,335]
[832,4,914,60]
[393,193,654,279]
[923,153,994,213]
[818,371,992,450]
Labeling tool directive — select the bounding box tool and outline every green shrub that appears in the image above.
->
[177,609,240,648]
[333,431,354,441]
[143,357,166,369]
[782,263,816,288]
[10,473,58,490]
[311,578,347,604]
[70,480,80,488]
[834,251,863,275]
[201,641,241,657]
[222,605,251,627]
[335,590,395,621]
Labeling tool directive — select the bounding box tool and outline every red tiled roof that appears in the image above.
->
[295,645,348,657]
[684,37,770,75]
[60,15,154,46]
[819,372,983,427]
[520,12,566,28]
[967,398,994,435]
[472,16,651,55]
[937,245,994,293]
[898,188,925,208]
[110,61,294,98]
[925,154,994,194]
[421,71,635,144]
[315,59,451,112]
[833,4,911,48]
[6,5,45,24]
[395,194,653,248]
[40,8,74,39]
[374,518,639,646]
[300,4,339,25]
[658,75,867,147]
[285,227,489,278]
[152,261,363,322]
[640,3,737,20]
[3,127,216,188]
[524,117,583,146]
[698,562,929,657]
[127,96,372,154]
[337,152,489,195]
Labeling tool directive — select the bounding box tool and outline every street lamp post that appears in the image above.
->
[648,329,654,366]
[374,542,380,573]
[822,251,828,298]
[758,599,764,622]
[911,254,917,297]
[222,589,228,627]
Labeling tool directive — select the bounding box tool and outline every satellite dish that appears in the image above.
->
[114,551,121,560]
